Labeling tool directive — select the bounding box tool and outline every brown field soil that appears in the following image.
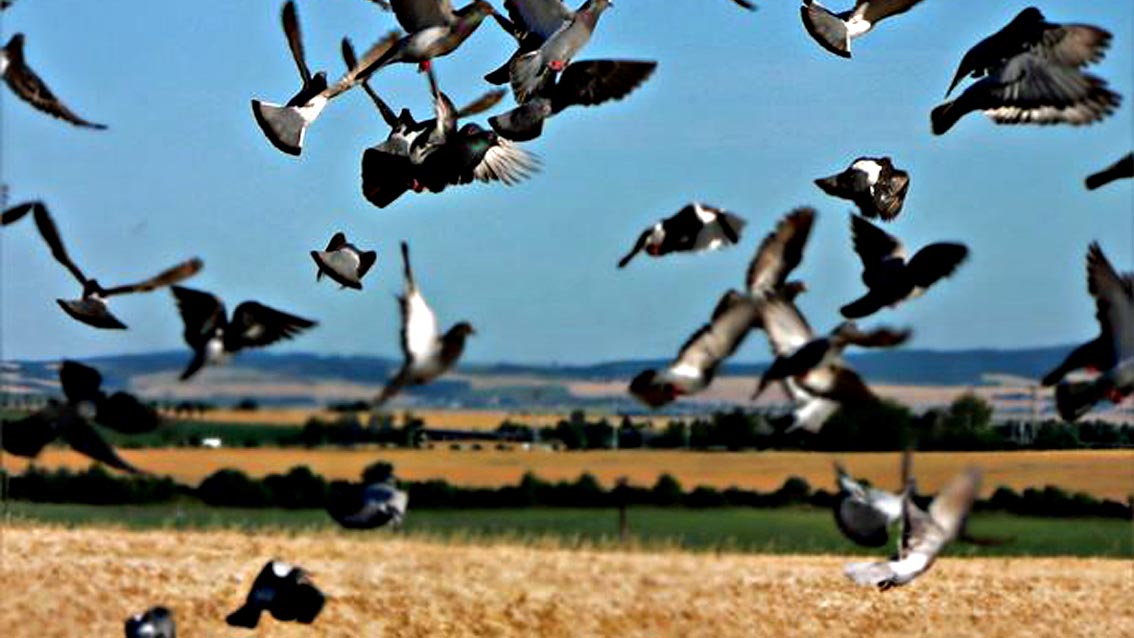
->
[12,449,1134,499]
[1,525,1130,638]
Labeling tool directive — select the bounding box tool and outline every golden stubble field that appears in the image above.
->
[1,525,1130,638]
[10,449,1134,499]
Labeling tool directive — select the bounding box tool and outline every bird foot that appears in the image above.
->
[418,60,432,73]
[548,60,566,72]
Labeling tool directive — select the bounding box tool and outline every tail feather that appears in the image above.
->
[251,100,308,156]
[1055,380,1107,422]
[801,2,851,58]
[931,100,966,136]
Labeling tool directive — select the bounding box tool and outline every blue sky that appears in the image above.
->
[1,1,1131,365]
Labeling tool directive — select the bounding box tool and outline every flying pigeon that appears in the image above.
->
[1,360,159,474]
[932,7,1119,135]
[170,286,317,381]
[327,478,409,530]
[27,202,202,329]
[226,561,325,629]
[1085,153,1133,191]
[832,450,911,547]
[375,242,475,405]
[618,203,747,269]
[753,299,910,401]
[251,1,400,156]
[125,606,176,638]
[1,34,107,129]
[492,0,614,102]
[356,0,496,75]
[799,0,926,59]
[814,156,910,221]
[841,214,968,319]
[844,466,982,590]
[311,232,377,290]
[628,208,816,408]
[489,59,657,142]
[1052,243,1134,422]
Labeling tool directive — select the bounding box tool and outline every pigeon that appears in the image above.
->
[28,202,202,329]
[799,0,925,59]
[1052,243,1134,422]
[832,450,910,547]
[844,466,982,590]
[251,1,400,156]
[618,203,747,268]
[814,156,910,222]
[1085,153,1133,191]
[226,561,325,629]
[841,214,968,319]
[125,606,176,638]
[356,0,497,75]
[1,200,37,225]
[170,286,317,381]
[1,360,159,474]
[932,7,1119,135]
[494,0,614,102]
[489,59,657,142]
[311,232,377,290]
[1,34,107,129]
[327,478,409,530]
[629,208,816,408]
[753,299,910,401]
[375,242,475,405]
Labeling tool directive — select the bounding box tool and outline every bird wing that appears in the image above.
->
[925,467,982,544]
[759,297,814,357]
[505,0,573,40]
[101,258,204,297]
[850,213,903,267]
[0,410,60,458]
[857,0,925,24]
[171,286,228,349]
[1035,23,1112,69]
[472,138,540,185]
[281,1,312,83]
[618,229,651,269]
[839,325,912,349]
[391,0,455,31]
[1086,243,1134,360]
[1,200,37,225]
[32,202,88,285]
[3,35,107,129]
[59,360,103,404]
[341,38,402,127]
[905,242,969,289]
[807,364,878,403]
[550,60,658,113]
[61,414,143,474]
[326,30,402,96]
[977,53,1120,126]
[401,288,441,362]
[230,302,317,349]
[672,291,758,377]
[95,391,161,434]
[746,207,815,296]
[458,89,507,117]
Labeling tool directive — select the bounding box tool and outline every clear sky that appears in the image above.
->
[1,1,1132,365]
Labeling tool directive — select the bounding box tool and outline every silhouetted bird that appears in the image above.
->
[841,214,968,319]
[226,561,325,629]
[814,156,909,221]
[358,0,496,75]
[171,287,317,380]
[618,203,746,268]
[1085,153,1133,190]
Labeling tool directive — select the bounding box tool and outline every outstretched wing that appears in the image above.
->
[1,200,38,225]
[230,302,318,349]
[61,415,143,474]
[3,35,107,129]
[906,242,969,289]
[758,297,814,357]
[746,207,815,296]
[1086,243,1134,360]
[33,201,88,284]
[472,139,540,185]
[102,258,204,297]
[672,291,758,377]
[171,286,227,349]
[850,213,903,267]
[505,0,572,40]
[858,0,925,24]
[281,1,312,83]
[550,60,658,113]
[327,30,402,96]
[391,0,455,32]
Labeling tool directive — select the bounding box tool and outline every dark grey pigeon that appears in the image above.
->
[1,360,159,474]
[841,214,968,319]
[252,1,400,156]
[814,156,909,222]
[1,34,107,129]
[618,203,746,268]
[376,242,475,405]
[355,0,496,76]
[832,450,910,548]
[28,203,202,330]
[1053,243,1134,422]
[932,7,1119,135]
[125,606,176,638]
[171,287,317,381]
[496,0,614,102]
[226,561,325,629]
[311,232,377,290]
[489,59,656,142]
[327,478,409,530]
[1085,153,1133,190]
[800,0,926,58]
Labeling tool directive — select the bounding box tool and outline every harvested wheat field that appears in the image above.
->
[1,525,1130,638]
[10,449,1134,499]
[162,408,572,429]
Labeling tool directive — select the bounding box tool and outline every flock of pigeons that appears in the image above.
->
[1,1,1132,629]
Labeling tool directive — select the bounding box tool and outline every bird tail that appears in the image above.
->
[1055,379,1107,423]
[251,100,309,156]
[844,561,895,587]
[400,241,414,288]
[484,55,515,85]
[800,1,851,58]
[930,100,965,136]
[813,174,842,197]
[225,604,263,629]
[1085,170,1112,191]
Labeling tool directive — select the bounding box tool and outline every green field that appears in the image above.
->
[4,502,1129,558]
